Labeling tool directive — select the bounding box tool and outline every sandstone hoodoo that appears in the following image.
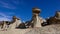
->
[31,7,45,28]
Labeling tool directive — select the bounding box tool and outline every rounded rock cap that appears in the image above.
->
[13,16,20,20]
[32,7,41,13]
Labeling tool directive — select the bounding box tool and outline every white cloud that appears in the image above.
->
[0,1,16,9]
[0,0,27,9]
[0,12,14,21]
[0,17,10,21]
[0,12,7,17]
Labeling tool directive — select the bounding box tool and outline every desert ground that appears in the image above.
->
[0,24,60,34]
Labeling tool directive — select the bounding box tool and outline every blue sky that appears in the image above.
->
[0,0,60,22]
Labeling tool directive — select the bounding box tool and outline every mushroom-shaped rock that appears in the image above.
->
[32,8,41,14]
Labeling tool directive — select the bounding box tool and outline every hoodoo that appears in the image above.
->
[31,7,45,28]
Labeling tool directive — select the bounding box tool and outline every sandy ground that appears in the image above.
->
[0,24,60,34]
[0,28,32,34]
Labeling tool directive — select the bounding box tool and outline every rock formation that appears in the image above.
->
[0,8,60,34]
[10,16,22,29]
[31,8,45,28]
[0,16,22,30]
[46,11,60,24]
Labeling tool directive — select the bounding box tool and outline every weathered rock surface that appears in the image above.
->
[0,24,60,34]
[26,24,60,34]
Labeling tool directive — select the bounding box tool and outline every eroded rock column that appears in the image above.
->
[31,7,43,28]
